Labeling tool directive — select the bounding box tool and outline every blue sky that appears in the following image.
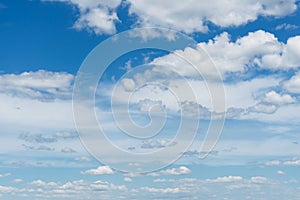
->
[1,0,300,199]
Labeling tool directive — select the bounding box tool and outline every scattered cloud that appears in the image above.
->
[127,0,297,33]
[141,139,176,149]
[81,166,114,175]
[276,23,299,30]
[0,173,11,178]
[74,156,91,162]
[19,133,57,143]
[61,147,77,153]
[205,176,243,183]
[124,177,132,182]
[148,166,191,176]
[0,70,74,100]
[284,72,300,94]
[262,91,295,105]
[277,170,285,175]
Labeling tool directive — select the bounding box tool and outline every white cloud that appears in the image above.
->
[148,166,191,176]
[248,103,278,114]
[266,159,300,166]
[12,179,23,183]
[73,7,119,35]
[128,0,297,33]
[45,0,121,35]
[151,31,300,78]
[141,186,180,194]
[0,185,14,193]
[74,156,91,162]
[121,78,136,92]
[0,173,11,178]
[81,166,114,175]
[263,90,295,105]
[124,177,132,182]
[275,23,299,30]
[0,70,74,99]
[284,72,300,94]
[250,176,269,184]
[205,176,243,183]
[277,170,285,175]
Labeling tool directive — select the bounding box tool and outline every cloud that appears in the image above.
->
[250,176,269,184]
[0,70,74,100]
[19,133,57,143]
[0,185,14,193]
[81,166,114,175]
[205,176,243,183]
[248,103,278,114]
[284,72,300,94]
[74,156,91,162]
[266,159,300,166]
[12,179,23,183]
[148,166,191,176]
[73,7,119,35]
[0,173,11,178]
[141,139,176,149]
[61,147,77,153]
[262,91,296,105]
[124,177,132,182]
[275,23,299,30]
[141,187,180,194]
[277,170,285,175]
[44,0,297,35]
[22,144,55,151]
[45,0,121,35]
[127,0,297,33]
[152,30,300,78]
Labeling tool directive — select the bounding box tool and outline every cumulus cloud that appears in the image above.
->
[0,70,74,100]
[284,72,300,94]
[44,0,297,35]
[45,0,121,35]
[127,0,297,33]
[81,166,114,175]
[148,166,191,176]
[151,31,300,79]
[262,91,295,105]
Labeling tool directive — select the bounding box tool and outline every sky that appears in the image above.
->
[1,0,300,199]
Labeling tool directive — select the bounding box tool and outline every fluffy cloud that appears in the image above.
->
[0,70,74,99]
[44,0,297,35]
[262,91,295,105]
[284,72,300,94]
[148,166,191,176]
[128,0,297,33]
[205,176,243,183]
[151,30,300,78]
[45,0,121,34]
[81,166,114,175]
